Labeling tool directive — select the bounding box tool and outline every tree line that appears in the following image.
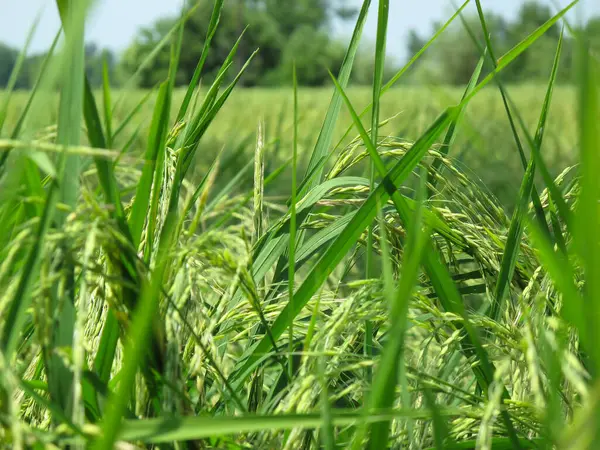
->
[1,0,599,89]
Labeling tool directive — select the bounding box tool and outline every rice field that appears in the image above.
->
[2,85,579,208]
[0,0,599,449]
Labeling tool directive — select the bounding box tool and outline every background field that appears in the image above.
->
[3,85,579,208]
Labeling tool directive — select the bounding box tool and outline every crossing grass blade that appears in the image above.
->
[469,1,549,236]
[112,3,201,111]
[490,30,564,322]
[382,0,469,94]
[574,30,600,380]
[229,107,457,388]
[335,0,470,147]
[176,0,225,122]
[298,0,371,196]
[288,63,298,379]
[331,71,522,448]
[101,57,113,148]
[463,1,577,103]
[99,409,468,445]
[363,170,429,450]
[364,0,389,381]
[111,88,153,142]
[429,53,485,194]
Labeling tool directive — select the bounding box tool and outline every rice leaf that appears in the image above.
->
[298,0,372,196]
[490,30,564,322]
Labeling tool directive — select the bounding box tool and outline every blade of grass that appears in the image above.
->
[176,0,225,122]
[490,30,564,322]
[574,29,600,381]
[332,73,521,448]
[101,57,113,148]
[128,81,171,248]
[229,107,457,388]
[469,1,550,238]
[288,63,298,380]
[46,0,89,418]
[298,0,372,196]
[111,88,153,143]
[364,0,389,384]
[429,52,485,194]
[112,409,469,444]
[363,168,428,450]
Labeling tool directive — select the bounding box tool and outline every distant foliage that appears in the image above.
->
[1,0,599,89]
[0,42,116,90]
[406,1,595,85]
[119,0,358,87]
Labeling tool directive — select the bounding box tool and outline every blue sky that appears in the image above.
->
[1,0,599,61]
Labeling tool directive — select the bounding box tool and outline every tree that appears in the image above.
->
[404,1,577,85]
[84,44,117,87]
[119,0,356,87]
[411,12,510,85]
[504,1,560,82]
[0,43,18,88]
[278,25,345,86]
[587,17,600,58]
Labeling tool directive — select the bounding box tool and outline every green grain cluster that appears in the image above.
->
[0,1,598,449]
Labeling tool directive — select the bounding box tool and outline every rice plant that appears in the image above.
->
[0,0,598,449]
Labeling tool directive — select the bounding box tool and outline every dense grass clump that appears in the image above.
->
[0,0,599,449]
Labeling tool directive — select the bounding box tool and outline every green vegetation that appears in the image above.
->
[0,0,599,449]
[3,0,600,89]
[0,85,580,209]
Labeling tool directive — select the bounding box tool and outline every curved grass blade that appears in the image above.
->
[298,0,372,196]
[334,0,470,148]
[469,2,549,237]
[490,30,564,322]
[113,409,469,444]
[332,71,522,447]
[428,52,485,194]
[363,170,429,450]
[176,0,225,122]
[228,108,457,388]
[288,63,298,379]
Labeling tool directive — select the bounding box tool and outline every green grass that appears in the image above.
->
[1,84,580,209]
[0,0,598,448]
